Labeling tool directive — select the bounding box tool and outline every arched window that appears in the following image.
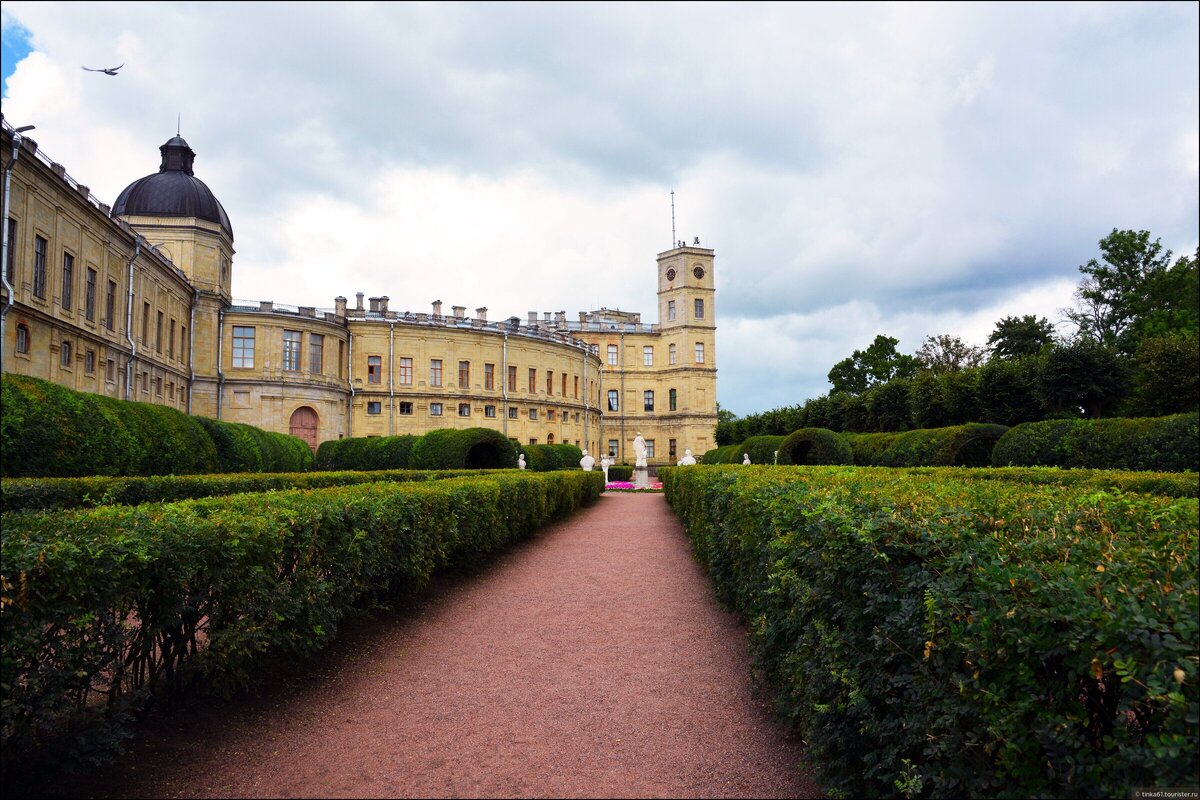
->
[547,433,555,444]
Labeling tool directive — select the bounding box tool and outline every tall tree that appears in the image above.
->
[828,334,918,395]
[915,334,986,373]
[987,315,1056,360]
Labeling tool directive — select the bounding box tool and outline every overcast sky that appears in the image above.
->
[3,2,1196,416]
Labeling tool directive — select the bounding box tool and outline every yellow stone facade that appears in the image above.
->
[1,121,716,464]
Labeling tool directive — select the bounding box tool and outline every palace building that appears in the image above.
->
[0,118,717,465]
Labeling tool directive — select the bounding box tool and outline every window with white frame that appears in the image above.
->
[399,401,413,415]
[644,390,654,411]
[668,300,676,321]
[485,405,496,418]
[232,326,255,367]
[398,356,412,385]
[608,439,618,457]
[694,298,704,319]
[430,359,443,387]
[310,334,324,374]
[283,330,301,371]
[607,344,618,365]
[643,346,653,366]
[695,342,705,363]
[430,402,443,416]
[458,403,471,417]
[367,401,382,415]
[607,389,619,411]
[669,343,677,365]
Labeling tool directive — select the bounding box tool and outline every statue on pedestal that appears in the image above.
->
[600,454,613,482]
[678,449,697,466]
[742,453,751,465]
[632,432,648,468]
[580,449,595,471]
[517,453,526,470]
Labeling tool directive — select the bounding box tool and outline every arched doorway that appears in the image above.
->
[547,433,555,444]
[289,406,319,452]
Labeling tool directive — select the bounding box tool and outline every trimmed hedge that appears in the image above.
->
[662,465,1199,798]
[0,374,312,478]
[700,445,741,464]
[777,427,854,465]
[840,431,899,465]
[409,428,518,470]
[520,443,585,471]
[0,469,498,513]
[1,470,604,772]
[901,465,1199,499]
[315,434,418,471]
[194,417,313,473]
[992,413,1199,472]
[868,422,1009,467]
[606,464,633,481]
[740,435,785,465]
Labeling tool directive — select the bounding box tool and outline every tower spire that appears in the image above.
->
[670,188,676,247]
[177,113,181,136]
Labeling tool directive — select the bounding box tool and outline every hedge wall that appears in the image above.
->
[409,428,517,470]
[700,445,741,464]
[740,435,785,465]
[661,465,1198,798]
[315,434,419,471]
[777,427,854,465]
[1,470,604,773]
[606,464,633,481]
[992,413,1199,472]
[0,374,311,478]
[521,443,585,471]
[866,422,1010,467]
[840,431,899,465]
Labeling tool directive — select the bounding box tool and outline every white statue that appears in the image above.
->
[742,453,751,465]
[600,454,613,482]
[517,453,526,470]
[678,448,697,466]
[773,450,779,465]
[580,449,595,471]
[632,432,648,468]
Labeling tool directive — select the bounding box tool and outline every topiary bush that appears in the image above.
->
[409,427,517,470]
[840,431,899,466]
[993,413,1199,472]
[873,423,1009,467]
[777,427,854,465]
[700,444,741,464]
[606,464,633,481]
[194,417,313,473]
[740,435,785,465]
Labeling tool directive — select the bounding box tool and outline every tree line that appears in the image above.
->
[717,229,1198,445]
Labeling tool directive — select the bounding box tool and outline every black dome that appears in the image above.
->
[113,135,233,240]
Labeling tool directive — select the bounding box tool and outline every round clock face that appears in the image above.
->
[693,266,705,279]
[666,268,677,281]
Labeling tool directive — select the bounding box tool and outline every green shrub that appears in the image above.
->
[662,465,1199,799]
[993,413,1198,472]
[700,445,741,464]
[520,443,585,471]
[1,470,603,773]
[314,434,417,471]
[840,431,899,466]
[739,435,785,465]
[606,464,633,481]
[194,417,313,473]
[777,428,854,465]
[409,427,517,470]
[872,423,1009,467]
[1130,333,1199,416]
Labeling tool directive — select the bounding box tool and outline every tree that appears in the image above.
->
[1129,332,1199,416]
[987,315,1056,360]
[1038,338,1129,419]
[915,334,986,373]
[1064,229,1198,354]
[828,334,919,395]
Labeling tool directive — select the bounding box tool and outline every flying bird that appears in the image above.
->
[82,63,123,76]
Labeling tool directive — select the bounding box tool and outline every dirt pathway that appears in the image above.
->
[44,492,820,799]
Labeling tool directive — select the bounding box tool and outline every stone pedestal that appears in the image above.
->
[633,466,650,489]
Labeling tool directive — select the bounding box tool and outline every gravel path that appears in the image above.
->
[44,492,821,799]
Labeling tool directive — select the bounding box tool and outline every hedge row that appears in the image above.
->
[778,427,854,465]
[1,374,311,477]
[901,465,1199,499]
[315,428,520,472]
[520,443,585,472]
[661,465,1198,798]
[667,465,1200,796]
[315,434,418,471]
[700,444,742,464]
[1,470,604,772]
[846,422,1010,467]
[992,413,1198,472]
[0,469,496,513]
[606,464,633,481]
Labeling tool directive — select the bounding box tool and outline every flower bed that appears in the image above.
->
[605,480,663,492]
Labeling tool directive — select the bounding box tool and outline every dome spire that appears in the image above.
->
[159,133,195,176]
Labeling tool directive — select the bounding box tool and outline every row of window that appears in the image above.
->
[605,387,680,413]
[141,301,187,363]
[364,401,593,422]
[232,326,332,375]
[606,342,706,367]
[665,298,705,322]
[10,222,123,331]
[366,357,588,398]
[602,438,683,460]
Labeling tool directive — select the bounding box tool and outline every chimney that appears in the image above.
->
[368,297,379,313]
[379,296,389,314]
[452,305,466,320]
[335,296,347,317]
[544,311,551,323]
[432,299,443,317]
[527,311,538,325]
[508,316,521,331]
[476,307,487,322]
[355,292,364,311]
[554,310,566,327]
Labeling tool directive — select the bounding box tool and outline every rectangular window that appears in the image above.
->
[484,363,495,390]
[106,358,116,383]
[32,235,48,298]
[562,373,567,396]
[283,329,301,371]
[458,403,471,417]
[155,376,163,396]
[669,343,677,365]
[643,346,653,366]
[156,310,164,353]
[507,365,517,391]
[645,439,656,458]
[459,360,470,388]
[232,326,255,368]
[529,408,538,420]
[105,281,116,331]
[85,268,96,321]
[607,389,619,411]
[430,358,443,387]
[547,370,554,395]
[547,409,556,421]
[528,368,536,393]
[367,401,382,415]
[695,342,705,364]
[4,218,14,284]
[574,375,578,398]
[607,344,618,365]
[142,301,151,343]
[694,298,704,319]
[668,300,676,321]
[60,340,72,367]
[669,438,677,459]
[430,402,443,416]
[169,319,177,359]
[644,390,654,412]
[180,325,188,364]
[608,439,619,457]
[669,388,677,411]
[399,401,414,415]
[398,356,412,385]
[508,406,518,419]
[485,405,496,418]
[338,341,345,379]
[61,253,74,310]
[368,355,382,384]
[309,334,324,374]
